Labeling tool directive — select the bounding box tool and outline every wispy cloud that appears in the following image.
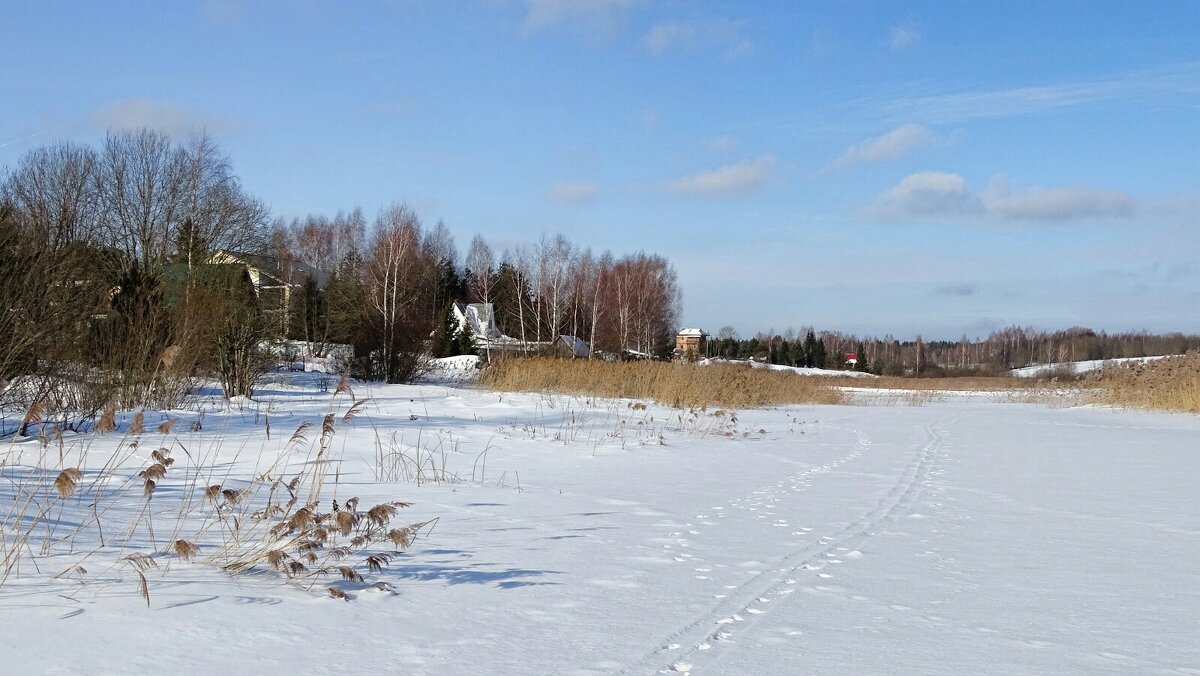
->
[0,130,46,150]
[665,155,776,197]
[641,16,751,60]
[830,123,933,172]
[867,171,1136,222]
[890,23,920,49]
[520,0,637,37]
[548,180,600,204]
[876,62,1200,124]
[983,176,1135,221]
[89,99,234,135]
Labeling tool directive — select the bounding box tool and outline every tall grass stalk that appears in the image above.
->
[481,358,842,408]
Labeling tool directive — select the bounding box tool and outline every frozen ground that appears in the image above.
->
[2,374,1198,675]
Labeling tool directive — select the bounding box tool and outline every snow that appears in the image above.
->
[1010,355,1170,378]
[701,357,879,378]
[418,355,482,383]
[3,378,1199,675]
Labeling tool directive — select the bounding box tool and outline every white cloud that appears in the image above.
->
[521,0,636,36]
[90,99,233,136]
[831,123,933,171]
[983,177,1136,221]
[666,155,776,197]
[548,180,600,204]
[868,171,1137,222]
[890,24,920,48]
[641,16,751,60]
[869,171,982,219]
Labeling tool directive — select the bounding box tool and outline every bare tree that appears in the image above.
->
[421,219,459,321]
[586,250,612,357]
[502,245,533,351]
[2,141,100,252]
[365,204,424,382]
[96,129,187,267]
[465,234,495,360]
[537,234,575,341]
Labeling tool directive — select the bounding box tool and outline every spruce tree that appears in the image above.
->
[802,330,819,368]
[431,302,458,358]
[454,316,475,356]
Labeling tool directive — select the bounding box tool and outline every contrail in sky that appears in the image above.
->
[0,131,44,149]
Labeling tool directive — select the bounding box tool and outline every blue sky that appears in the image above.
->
[2,0,1198,339]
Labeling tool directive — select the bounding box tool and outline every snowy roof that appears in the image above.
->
[452,302,505,341]
[677,328,706,338]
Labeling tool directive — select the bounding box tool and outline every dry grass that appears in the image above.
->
[1086,352,1200,413]
[1,387,435,606]
[481,358,842,408]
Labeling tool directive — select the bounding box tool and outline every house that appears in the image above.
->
[209,250,330,291]
[675,328,708,361]
[451,302,504,343]
[208,250,330,333]
[550,335,591,359]
[844,353,858,366]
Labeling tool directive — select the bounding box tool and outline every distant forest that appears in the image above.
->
[709,326,1200,376]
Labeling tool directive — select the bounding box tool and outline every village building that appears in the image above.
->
[674,328,708,362]
[208,250,330,333]
[550,335,591,359]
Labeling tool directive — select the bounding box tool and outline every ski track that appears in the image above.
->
[622,420,949,675]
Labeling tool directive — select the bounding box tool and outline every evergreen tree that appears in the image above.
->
[742,337,761,359]
[454,315,475,356]
[431,302,458,358]
[854,341,869,372]
[324,250,365,346]
[289,275,326,345]
[173,217,209,267]
[779,339,794,366]
[802,330,819,368]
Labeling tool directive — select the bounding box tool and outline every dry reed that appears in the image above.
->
[481,358,842,408]
[1086,352,1200,413]
[0,380,435,609]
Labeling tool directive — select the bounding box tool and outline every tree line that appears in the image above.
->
[708,325,1200,376]
[0,130,682,423]
[275,217,682,370]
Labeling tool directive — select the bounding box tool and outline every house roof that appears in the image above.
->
[556,335,591,358]
[210,250,331,290]
[677,328,707,337]
[452,302,505,341]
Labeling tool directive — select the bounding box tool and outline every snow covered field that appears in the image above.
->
[1010,355,1170,378]
[3,374,1198,675]
[700,357,879,378]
